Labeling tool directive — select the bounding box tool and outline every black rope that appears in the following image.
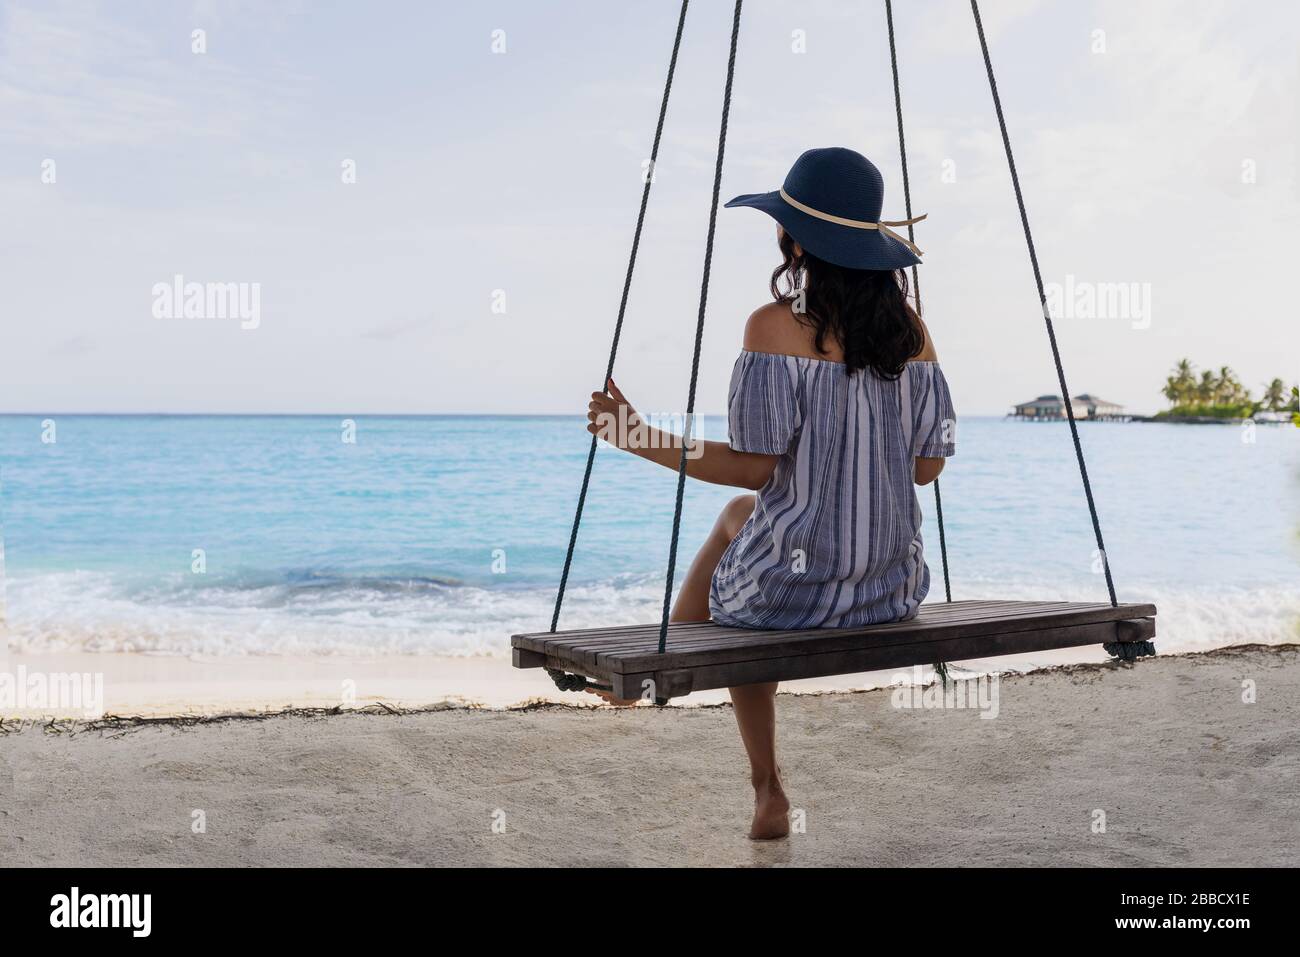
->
[1104,640,1155,662]
[970,0,1118,607]
[658,0,744,655]
[932,480,952,601]
[884,0,952,604]
[545,0,690,693]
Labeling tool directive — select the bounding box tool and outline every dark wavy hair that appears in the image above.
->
[770,230,923,379]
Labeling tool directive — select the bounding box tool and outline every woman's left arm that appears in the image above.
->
[587,379,779,490]
[910,313,947,485]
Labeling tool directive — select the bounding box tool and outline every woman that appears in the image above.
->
[586,148,956,839]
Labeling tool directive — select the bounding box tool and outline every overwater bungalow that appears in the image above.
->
[1072,393,1126,420]
[1010,394,1125,420]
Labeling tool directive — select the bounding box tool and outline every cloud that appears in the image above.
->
[917,0,1047,57]
[0,0,310,149]
[361,316,433,341]
[48,335,95,357]
[0,0,1295,415]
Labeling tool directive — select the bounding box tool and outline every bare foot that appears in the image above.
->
[584,687,640,707]
[749,776,791,841]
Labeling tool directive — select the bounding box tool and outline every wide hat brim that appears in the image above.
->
[725,190,921,270]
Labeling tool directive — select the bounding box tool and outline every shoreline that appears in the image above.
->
[1004,413,1295,424]
[5,644,1296,867]
[2,640,1294,720]
[0,640,1215,718]
[6,641,1295,725]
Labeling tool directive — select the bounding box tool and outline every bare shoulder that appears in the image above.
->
[742,302,800,352]
[742,301,828,359]
[910,311,939,362]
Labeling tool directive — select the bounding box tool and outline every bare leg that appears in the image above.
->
[667,493,756,624]
[730,681,789,839]
[672,495,789,840]
[586,494,789,838]
[586,494,754,703]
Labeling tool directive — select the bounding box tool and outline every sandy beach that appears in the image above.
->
[0,640,1142,715]
[3,644,1296,867]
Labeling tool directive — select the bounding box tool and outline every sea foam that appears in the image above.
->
[3,569,1295,658]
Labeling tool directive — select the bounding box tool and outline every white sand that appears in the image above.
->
[3,644,1296,866]
[0,642,1126,716]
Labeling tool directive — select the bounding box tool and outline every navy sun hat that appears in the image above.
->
[725,147,925,270]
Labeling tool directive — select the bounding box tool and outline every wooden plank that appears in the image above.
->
[513,600,1069,651]
[558,619,1152,696]
[512,647,547,669]
[515,600,1068,649]
[610,671,665,702]
[647,619,1140,695]
[513,601,1159,698]
[515,600,1122,669]
[514,600,1127,654]
[550,601,1073,652]
[598,603,1156,673]
[1115,617,1155,642]
[520,607,1093,672]
[576,602,1121,659]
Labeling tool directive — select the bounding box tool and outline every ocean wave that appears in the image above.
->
[1,569,668,657]
[2,569,1296,658]
[937,576,1300,651]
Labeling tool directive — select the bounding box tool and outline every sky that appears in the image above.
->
[1,0,1297,416]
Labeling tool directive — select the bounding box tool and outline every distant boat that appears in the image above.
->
[1010,393,1127,421]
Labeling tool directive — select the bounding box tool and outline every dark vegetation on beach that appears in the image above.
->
[1157,359,1299,423]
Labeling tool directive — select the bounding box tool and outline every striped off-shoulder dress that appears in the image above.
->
[709,349,956,630]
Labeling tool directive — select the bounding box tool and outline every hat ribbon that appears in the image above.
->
[779,187,926,257]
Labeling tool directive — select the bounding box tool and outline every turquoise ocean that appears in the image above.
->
[0,415,1296,659]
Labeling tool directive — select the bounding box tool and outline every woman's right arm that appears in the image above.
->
[587,380,780,490]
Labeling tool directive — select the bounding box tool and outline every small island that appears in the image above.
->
[1010,361,1299,425]
[1155,359,1298,424]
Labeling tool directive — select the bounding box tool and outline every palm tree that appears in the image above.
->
[1161,375,1181,406]
[1174,359,1195,404]
[1215,366,1235,404]
[1230,372,1251,406]
[1163,358,1196,407]
[1197,370,1216,403]
[1262,378,1286,412]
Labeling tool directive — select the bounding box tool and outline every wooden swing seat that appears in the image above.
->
[513,599,1156,701]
